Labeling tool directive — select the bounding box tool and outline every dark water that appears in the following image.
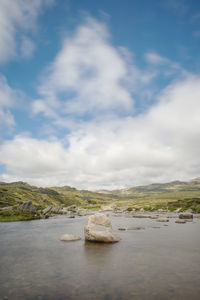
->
[0,215,200,300]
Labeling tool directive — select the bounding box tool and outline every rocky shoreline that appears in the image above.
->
[0,200,198,223]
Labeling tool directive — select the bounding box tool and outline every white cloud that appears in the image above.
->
[1,75,200,189]
[33,17,152,118]
[0,0,54,63]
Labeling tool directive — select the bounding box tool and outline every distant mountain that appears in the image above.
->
[186,177,200,184]
[116,178,200,195]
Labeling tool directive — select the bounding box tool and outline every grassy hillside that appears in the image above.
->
[0,181,118,210]
[0,178,200,222]
[111,178,200,212]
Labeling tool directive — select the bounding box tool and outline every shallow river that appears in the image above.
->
[0,215,200,300]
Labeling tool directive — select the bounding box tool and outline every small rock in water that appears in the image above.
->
[60,234,81,241]
[175,219,186,224]
[127,226,145,230]
[157,218,169,222]
[118,227,126,231]
[179,213,193,219]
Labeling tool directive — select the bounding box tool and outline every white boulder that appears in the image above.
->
[84,213,120,243]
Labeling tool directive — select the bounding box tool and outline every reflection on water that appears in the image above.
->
[0,216,200,300]
[84,241,115,267]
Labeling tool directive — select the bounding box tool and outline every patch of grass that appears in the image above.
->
[126,207,133,211]
[0,207,41,222]
[81,204,101,210]
[0,215,40,222]
[166,198,200,213]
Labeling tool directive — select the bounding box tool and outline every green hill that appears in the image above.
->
[0,178,200,221]
[0,181,119,210]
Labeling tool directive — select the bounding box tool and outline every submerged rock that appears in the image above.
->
[60,234,81,241]
[84,213,121,243]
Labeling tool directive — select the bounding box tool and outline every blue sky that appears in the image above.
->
[0,0,200,189]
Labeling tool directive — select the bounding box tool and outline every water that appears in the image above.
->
[0,215,200,300]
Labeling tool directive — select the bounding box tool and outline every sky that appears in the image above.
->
[0,0,200,190]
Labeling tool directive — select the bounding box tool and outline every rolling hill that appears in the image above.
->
[0,178,200,217]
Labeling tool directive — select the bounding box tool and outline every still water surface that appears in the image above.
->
[0,215,200,300]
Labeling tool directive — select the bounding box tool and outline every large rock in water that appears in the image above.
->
[84,213,121,243]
